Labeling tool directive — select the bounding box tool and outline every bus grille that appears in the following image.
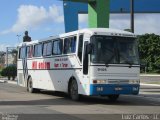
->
[108,79,129,84]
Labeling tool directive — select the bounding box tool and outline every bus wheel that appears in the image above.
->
[27,77,35,93]
[108,95,119,102]
[69,80,79,101]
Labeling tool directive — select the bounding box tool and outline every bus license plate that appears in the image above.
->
[115,87,123,91]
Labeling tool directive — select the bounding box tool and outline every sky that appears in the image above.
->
[0,0,160,51]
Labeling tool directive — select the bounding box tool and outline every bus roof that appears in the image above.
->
[60,28,135,37]
[18,28,135,47]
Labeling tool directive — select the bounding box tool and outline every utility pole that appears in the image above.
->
[17,34,21,43]
[6,47,8,67]
[130,0,134,33]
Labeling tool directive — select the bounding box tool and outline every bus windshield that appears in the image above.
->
[90,35,139,65]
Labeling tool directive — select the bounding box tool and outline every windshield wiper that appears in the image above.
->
[104,48,117,67]
[119,53,133,68]
[126,60,133,68]
[105,53,116,67]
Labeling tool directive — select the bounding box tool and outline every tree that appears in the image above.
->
[138,34,160,73]
[0,66,17,80]
[0,51,5,67]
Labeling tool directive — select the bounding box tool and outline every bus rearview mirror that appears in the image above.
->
[86,43,93,54]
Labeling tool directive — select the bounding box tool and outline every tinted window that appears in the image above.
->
[34,44,42,57]
[78,35,83,62]
[118,38,139,64]
[43,41,52,56]
[91,36,117,64]
[64,36,77,54]
[19,47,26,59]
[53,39,62,55]
[91,35,139,65]
[26,46,33,58]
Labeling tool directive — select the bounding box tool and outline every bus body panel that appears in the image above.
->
[17,55,90,95]
[90,84,140,96]
[17,28,140,97]
[89,66,140,95]
[90,65,140,82]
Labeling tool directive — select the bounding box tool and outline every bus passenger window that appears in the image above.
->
[64,36,77,54]
[78,35,83,62]
[53,40,62,55]
[43,41,52,56]
[19,47,26,59]
[64,38,70,54]
[71,36,76,53]
[34,44,42,57]
[26,46,33,58]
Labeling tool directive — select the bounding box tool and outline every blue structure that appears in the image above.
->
[63,0,160,32]
[63,1,87,33]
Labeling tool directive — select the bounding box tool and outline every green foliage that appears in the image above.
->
[0,66,17,80]
[11,49,18,54]
[138,34,160,73]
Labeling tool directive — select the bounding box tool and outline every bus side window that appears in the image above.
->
[64,36,77,54]
[71,36,77,53]
[34,43,42,57]
[78,35,83,62]
[26,46,33,58]
[30,46,33,58]
[53,39,62,55]
[43,41,52,56]
[26,46,30,58]
[19,47,26,59]
[64,38,70,54]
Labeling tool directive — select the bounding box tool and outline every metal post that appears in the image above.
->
[130,0,134,33]
[6,47,8,67]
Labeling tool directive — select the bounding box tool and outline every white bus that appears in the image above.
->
[17,28,140,101]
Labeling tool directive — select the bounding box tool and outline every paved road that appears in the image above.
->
[0,83,160,120]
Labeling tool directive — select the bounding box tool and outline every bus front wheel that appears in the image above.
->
[69,80,79,101]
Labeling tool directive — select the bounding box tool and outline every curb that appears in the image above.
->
[0,80,6,83]
[0,80,17,85]
[140,83,160,87]
[7,81,18,85]
[140,92,160,95]
[140,74,160,77]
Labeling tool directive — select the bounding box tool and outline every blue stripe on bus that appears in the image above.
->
[90,84,140,96]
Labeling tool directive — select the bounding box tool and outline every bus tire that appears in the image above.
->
[69,79,79,101]
[108,95,119,101]
[27,77,36,93]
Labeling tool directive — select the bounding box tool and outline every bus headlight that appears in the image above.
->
[129,80,140,84]
[93,80,107,84]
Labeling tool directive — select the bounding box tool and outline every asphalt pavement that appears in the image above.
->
[0,76,160,120]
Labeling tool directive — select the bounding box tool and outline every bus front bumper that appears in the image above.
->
[90,84,140,96]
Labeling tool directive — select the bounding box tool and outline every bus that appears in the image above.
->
[17,28,140,101]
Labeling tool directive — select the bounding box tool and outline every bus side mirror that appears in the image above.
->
[86,43,93,54]
[83,42,93,75]
[83,42,91,75]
